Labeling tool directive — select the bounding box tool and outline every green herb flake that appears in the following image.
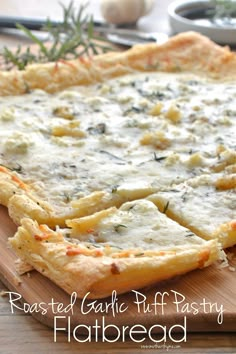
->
[185,232,195,237]
[153,152,167,162]
[111,185,119,193]
[0,163,23,173]
[163,201,170,214]
[135,252,145,257]
[114,224,128,233]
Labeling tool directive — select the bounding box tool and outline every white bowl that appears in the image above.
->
[168,0,236,45]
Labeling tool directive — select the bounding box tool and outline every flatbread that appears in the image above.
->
[0,31,235,298]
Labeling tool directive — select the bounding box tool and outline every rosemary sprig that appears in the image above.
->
[1,46,38,71]
[0,1,113,71]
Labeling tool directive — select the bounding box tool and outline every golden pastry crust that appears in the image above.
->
[0,31,236,96]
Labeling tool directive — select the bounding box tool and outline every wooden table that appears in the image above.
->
[0,1,236,353]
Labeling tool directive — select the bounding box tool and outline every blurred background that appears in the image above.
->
[0,0,173,47]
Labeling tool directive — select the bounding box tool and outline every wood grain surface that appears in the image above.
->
[1,205,236,336]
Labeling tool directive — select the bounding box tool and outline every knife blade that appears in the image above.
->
[0,15,168,46]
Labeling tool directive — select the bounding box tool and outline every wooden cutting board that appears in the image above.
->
[0,205,236,336]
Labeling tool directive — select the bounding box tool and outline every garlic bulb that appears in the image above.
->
[100,0,155,25]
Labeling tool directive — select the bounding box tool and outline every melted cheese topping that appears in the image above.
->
[0,72,235,215]
[67,199,214,255]
[148,173,236,247]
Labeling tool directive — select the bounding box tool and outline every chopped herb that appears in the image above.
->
[128,204,137,211]
[114,224,127,232]
[124,105,145,115]
[90,243,103,248]
[99,150,126,162]
[153,152,167,162]
[135,252,145,257]
[188,80,199,86]
[125,119,138,128]
[163,201,170,214]
[224,109,235,117]
[137,89,165,101]
[137,160,147,166]
[138,153,167,166]
[185,232,195,237]
[137,88,145,96]
[13,164,23,173]
[131,106,143,113]
[87,123,106,135]
[181,191,188,202]
[216,137,224,144]
[62,162,77,169]
[111,185,119,193]
[166,84,173,92]
[0,163,23,173]
[63,192,71,203]
[112,245,123,250]
[154,91,166,100]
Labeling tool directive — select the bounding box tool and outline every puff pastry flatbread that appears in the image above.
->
[0,32,234,298]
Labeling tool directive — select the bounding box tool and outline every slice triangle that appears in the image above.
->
[9,199,220,298]
[148,173,236,248]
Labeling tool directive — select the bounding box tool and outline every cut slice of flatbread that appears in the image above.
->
[9,199,220,298]
[148,173,236,248]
